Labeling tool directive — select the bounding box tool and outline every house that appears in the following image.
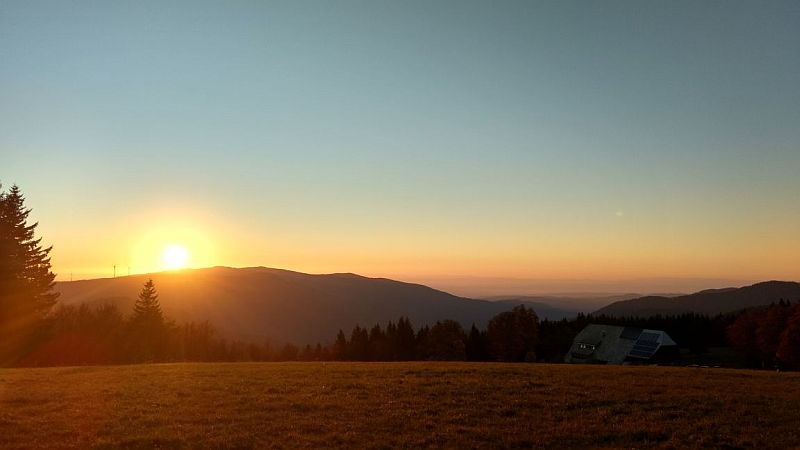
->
[565,324,678,364]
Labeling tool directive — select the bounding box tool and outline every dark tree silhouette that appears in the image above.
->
[368,323,389,361]
[334,329,348,360]
[132,279,164,323]
[395,317,416,360]
[755,303,789,367]
[349,325,369,360]
[128,279,169,362]
[487,305,539,361]
[422,320,466,360]
[0,184,59,365]
[181,321,216,361]
[466,324,490,361]
[777,304,800,369]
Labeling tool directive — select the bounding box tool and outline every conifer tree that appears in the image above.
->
[334,329,348,360]
[466,324,489,361]
[127,279,167,362]
[132,279,163,324]
[396,317,416,360]
[0,184,58,364]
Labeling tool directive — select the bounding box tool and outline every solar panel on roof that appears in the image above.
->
[628,333,662,358]
[633,341,659,349]
[638,332,660,342]
[620,327,643,340]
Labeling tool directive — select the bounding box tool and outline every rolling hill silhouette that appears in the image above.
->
[55,267,535,345]
[486,294,648,318]
[593,281,800,317]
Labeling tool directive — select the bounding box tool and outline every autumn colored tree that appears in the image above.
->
[0,184,59,365]
[726,310,762,366]
[754,302,789,367]
[776,304,800,369]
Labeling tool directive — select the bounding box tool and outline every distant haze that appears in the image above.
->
[412,276,758,298]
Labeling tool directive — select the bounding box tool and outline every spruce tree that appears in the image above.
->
[132,279,163,324]
[396,317,416,360]
[0,184,58,364]
[127,279,166,362]
[334,329,348,360]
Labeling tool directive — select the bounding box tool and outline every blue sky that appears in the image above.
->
[1,1,798,290]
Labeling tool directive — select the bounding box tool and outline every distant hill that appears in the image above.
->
[593,281,800,317]
[485,294,656,319]
[55,267,525,345]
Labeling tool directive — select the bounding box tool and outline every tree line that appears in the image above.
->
[20,281,541,366]
[329,304,538,362]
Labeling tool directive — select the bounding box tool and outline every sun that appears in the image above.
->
[161,244,190,270]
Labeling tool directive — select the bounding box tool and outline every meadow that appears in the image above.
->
[1,362,799,449]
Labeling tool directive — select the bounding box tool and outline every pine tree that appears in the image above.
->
[334,329,348,360]
[127,279,167,362]
[396,317,416,360]
[132,279,163,324]
[466,324,489,361]
[0,184,58,364]
[349,325,369,360]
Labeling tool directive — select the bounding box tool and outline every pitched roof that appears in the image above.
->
[565,324,677,364]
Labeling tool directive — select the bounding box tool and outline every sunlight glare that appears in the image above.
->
[162,244,190,270]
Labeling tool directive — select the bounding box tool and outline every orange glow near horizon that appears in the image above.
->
[124,221,217,276]
[41,202,798,291]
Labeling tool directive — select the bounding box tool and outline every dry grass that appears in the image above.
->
[0,362,799,449]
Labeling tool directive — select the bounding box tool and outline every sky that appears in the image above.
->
[1,1,798,293]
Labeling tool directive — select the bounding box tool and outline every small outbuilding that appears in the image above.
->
[565,324,678,364]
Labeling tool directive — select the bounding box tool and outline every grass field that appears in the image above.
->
[1,362,799,449]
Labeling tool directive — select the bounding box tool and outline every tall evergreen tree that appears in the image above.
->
[349,325,369,360]
[396,317,416,360]
[132,279,164,324]
[466,324,489,361]
[334,329,348,360]
[127,279,167,362]
[0,184,58,365]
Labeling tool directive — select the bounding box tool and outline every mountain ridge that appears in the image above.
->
[593,280,800,317]
[55,266,522,345]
